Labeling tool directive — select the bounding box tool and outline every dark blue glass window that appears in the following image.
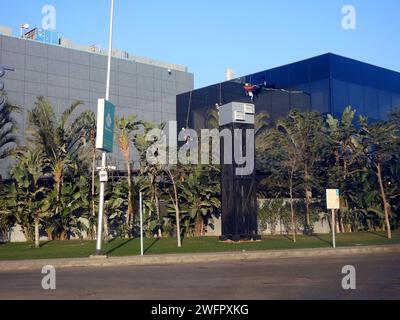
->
[364,86,379,121]
[378,90,392,120]
[310,80,330,114]
[332,79,349,118]
[348,83,364,115]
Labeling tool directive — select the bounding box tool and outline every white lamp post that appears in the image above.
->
[95,0,115,256]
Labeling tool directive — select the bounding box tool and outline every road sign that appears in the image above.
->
[326,189,340,249]
[96,99,115,153]
[326,189,340,210]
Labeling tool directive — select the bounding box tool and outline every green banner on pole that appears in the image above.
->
[96,99,115,153]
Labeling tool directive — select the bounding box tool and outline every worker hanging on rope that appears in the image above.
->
[243,83,261,102]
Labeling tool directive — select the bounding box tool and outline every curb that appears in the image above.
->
[1,244,399,272]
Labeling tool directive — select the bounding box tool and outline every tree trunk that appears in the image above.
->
[56,179,61,213]
[126,160,134,235]
[200,218,204,236]
[60,229,67,241]
[195,214,204,237]
[339,214,345,233]
[46,228,53,241]
[53,160,63,217]
[376,162,392,239]
[289,169,296,243]
[343,157,350,233]
[304,165,311,227]
[103,211,109,242]
[168,170,181,247]
[91,146,96,240]
[34,216,40,249]
[155,193,162,238]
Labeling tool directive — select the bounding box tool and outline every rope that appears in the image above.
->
[185,90,193,129]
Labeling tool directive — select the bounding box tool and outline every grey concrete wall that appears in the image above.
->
[0,34,194,177]
[205,214,331,236]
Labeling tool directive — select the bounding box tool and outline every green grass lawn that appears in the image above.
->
[0,231,399,261]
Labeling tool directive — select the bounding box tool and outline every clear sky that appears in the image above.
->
[1,0,399,89]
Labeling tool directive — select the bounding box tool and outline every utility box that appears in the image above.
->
[219,102,259,242]
[219,101,255,126]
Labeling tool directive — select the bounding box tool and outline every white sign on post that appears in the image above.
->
[326,189,340,249]
[326,189,340,209]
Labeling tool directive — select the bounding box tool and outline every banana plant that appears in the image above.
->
[50,175,90,240]
[105,179,129,239]
[167,165,221,237]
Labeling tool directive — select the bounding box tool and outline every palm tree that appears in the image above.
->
[116,115,142,235]
[254,112,270,136]
[356,116,399,239]
[77,110,98,239]
[19,148,48,248]
[8,149,49,246]
[133,122,165,237]
[326,106,358,232]
[207,108,219,129]
[0,93,19,162]
[28,96,86,239]
[261,125,301,242]
[276,110,325,231]
[164,165,182,247]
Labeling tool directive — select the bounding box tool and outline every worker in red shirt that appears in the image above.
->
[244,83,258,101]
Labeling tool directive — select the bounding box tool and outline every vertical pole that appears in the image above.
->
[95,153,106,255]
[140,192,144,256]
[332,209,336,249]
[95,0,115,256]
[105,0,115,102]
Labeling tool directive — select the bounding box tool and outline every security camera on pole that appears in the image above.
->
[94,0,116,256]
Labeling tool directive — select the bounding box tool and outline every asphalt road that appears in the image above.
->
[0,252,399,300]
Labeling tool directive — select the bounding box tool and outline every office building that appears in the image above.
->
[0,29,194,177]
[177,53,400,131]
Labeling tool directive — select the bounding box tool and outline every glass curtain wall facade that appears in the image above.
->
[177,53,400,131]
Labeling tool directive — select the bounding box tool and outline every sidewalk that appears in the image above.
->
[1,244,399,272]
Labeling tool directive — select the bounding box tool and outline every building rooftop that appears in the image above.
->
[0,25,188,73]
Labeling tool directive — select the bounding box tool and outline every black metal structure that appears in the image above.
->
[219,122,258,242]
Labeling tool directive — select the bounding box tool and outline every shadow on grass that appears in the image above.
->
[106,238,116,244]
[144,238,160,254]
[39,241,53,248]
[314,235,333,246]
[104,239,134,255]
[366,231,388,239]
[282,234,293,241]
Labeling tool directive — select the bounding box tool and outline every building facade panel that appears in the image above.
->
[177,53,400,133]
[0,34,193,177]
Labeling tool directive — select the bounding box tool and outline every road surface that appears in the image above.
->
[0,252,399,300]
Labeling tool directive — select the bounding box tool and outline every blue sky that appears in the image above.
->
[1,0,399,88]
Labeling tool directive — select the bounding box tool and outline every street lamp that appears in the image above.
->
[95,0,115,256]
